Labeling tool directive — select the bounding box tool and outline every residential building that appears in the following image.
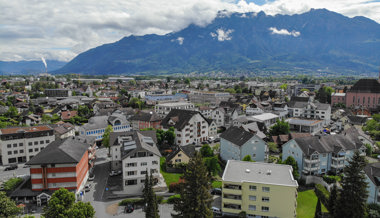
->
[220,127,268,162]
[109,131,161,194]
[345,78,380,110]
[49,122,76,139]
[44,89,72,97]
[365,162,380,204]
[0,126,55,165]
[161,109,209,146]
[145,93,188,105]
[79,112,131,142]
[271,132,311,147]
[107,77,134,83]
[188,91,231,107]
[154,102,195,118]
[61,111,78,121]
[222,160,298,218]
[249,113,279,128]
[207,118,218,138]
[287,118,323,135]
[288,100,331,125]
[331,93,346,106]
[166,145,195,167]
[282,134,366,175]
[129,111,162,130]
[211,107,239,128]
[26,136,96,201]
[198,106,213,119]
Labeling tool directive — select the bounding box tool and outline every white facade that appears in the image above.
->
[289,102,331,125]
[211,108,226,127]
[155,102,195,117]
[1,132,55,165]
[122,153,160,194]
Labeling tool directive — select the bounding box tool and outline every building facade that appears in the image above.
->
[44,89,72,97]
[155,102,195,118]
[222,160,298,217]
[345,79,380,110]
[0,126,55,165]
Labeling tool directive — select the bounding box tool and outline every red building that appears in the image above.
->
[129,111,162,130]
[26,136,95,199]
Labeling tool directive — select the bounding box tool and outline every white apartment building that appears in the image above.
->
[161,109,210,146]
[288,101,331,125]
[154,102,195,118]
[109,131,161,194]
[0,126,55,165]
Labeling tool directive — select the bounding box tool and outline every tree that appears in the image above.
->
[204,156,221,176]
[280,83,288,91]
[267,142,279,153]
[269,119,290,136]
[78,105,91,118]
[6,106,18,118]
[0,191,22,218]
[184,78,190,85]
[282,156,299,179]
[200,144,213,157]
[365,143,373,156]
[164,127,175,145]
[242,155,253,162]
[238,211,247,218]
[102,125,113,154]
[43,188,95,218]
[173,152,213,218]
[334,151,368,218]
[128,80,137,86]
[328,184,338,216]
[145,173,159,218]
[314,198,322,218]
[67,202,95,218]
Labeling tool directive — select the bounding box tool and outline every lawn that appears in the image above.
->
[297,189,328,218]
[160,157,183,186]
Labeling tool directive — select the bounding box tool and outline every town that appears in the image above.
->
[0,73,379,218]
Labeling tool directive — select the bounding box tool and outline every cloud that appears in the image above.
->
[210,28,234,41]
[171,37,184,45]
[0,0,379,61]
[269,27,300,37]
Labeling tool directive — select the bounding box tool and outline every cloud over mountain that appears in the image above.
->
[269,27,300,37]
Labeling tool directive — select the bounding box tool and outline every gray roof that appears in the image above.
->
[222,160,298,187]
[293,134,364,156]
[166,145,196,161]
[288,101,330,110]
[161,109,206,131]
[365,162,380,186]
[119,131,161,159]
[220,126,256,147]
[26,136,91,165]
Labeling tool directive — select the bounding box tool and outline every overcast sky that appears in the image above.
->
[0,0,379,62]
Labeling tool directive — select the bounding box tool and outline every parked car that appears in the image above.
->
[88,174,95,181]
[201,141,209,145]
[124,203,134,213]
[212,207,222,216]
[214,138,220,142]
[4,164,18,171]
[84,184,92,192]
[109,170,122,177]
[211,188,222,195]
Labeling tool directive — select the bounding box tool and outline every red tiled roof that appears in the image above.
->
[61,111,78,120]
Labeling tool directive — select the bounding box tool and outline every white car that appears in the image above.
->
[84,184,91,192]
[109,170,122,177]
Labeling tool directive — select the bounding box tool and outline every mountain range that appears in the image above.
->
[5,9,380,76]
[0,60,67,75]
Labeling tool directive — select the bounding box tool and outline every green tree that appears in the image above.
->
[282,156,299,179]
[78,105,91,118]
[328,184,338,216]
[280,83,288,90]
[173,152,213,218]
[143,172,150,206]
[43,188,76,218]
[200,144,213,157]
[242,155,253,162]
[67,202,95,218]
[334,151,368,218]
[267,142,279,153]
[0,191,22,218]
[315,198,322,218]
[365,144,373,156]
[145,173,159,218]
[102,125,113,154]
[204,156,221,176]
[164,127,176,145]
[6,106,18,118]
[238,211,247,218]
[184,78,190,85]
[129,80,137,86]
[269,119,290,136]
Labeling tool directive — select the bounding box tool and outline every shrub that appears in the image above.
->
[167,194,180,204]
[3,177,23,191]
[323,175,340,184]
[169,182,182,193]
[119,198,144,206]
[156,195,164,204]
[314,184,330,207]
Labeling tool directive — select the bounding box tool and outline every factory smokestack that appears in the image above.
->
[41,57,47,73]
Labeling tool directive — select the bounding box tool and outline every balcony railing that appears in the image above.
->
[332,156,345,161]
[304,158,319,164]
[223,194,242,200]
[331,162,345,168]
[224,185,242,190]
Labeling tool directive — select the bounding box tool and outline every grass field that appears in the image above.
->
[160,157,183,186]
[297,189,328,218]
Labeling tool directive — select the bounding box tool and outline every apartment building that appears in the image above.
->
[222,160,298,218]
[129,111,162,130]
[0,126,55,165]
[154,102,195,118]
[109,131,161,194]
[282,134,366,175]
[44,89,72,97]
[287,100,331,125]
[161,109,210,146]
[26,136,95,200]
[188,91,231,107]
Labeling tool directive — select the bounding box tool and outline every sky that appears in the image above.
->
[0,0,379,62]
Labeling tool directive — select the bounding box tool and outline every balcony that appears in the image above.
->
[332,156,345,161]
[331,162,345,169]
[223,194,242,200]
[304,158,319,164]
[303,165,319,173]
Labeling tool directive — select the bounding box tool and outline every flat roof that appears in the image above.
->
[0,126,52,135]
[250,113,279,121]
[287,118,322,126]
[156,102,194,107]
[222,160,298,187]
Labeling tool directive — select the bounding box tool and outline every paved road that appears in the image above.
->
[0,163,30,184]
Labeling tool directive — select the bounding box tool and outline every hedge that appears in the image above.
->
[167,194,180,204]
[3,177,23,191]
[119,198,144,206]
[322,175,340,184]
[314,184,330,210]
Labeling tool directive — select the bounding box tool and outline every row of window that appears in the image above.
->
[126,169,158,176]
[248,195,270,202]
[7,147,43,155]
[7,140,50,148]
[249,185,270,192]
[248,205,269,212]
[353,96,380,105]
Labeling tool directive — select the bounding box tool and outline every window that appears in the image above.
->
[262,187,270,192]
[34,148,39,152]
[51,164,55,167]
[7,144,11,148]
[8,151,12,155]
[141,162,147,166]
[40,141,44,144]
[46,140,50,144]
[14,150,18,154]
[29,149,33,152]
[353,96,355,103]
[52,173,56,177]
[20,149,24,153]
[19,143,23,146]
[13,143,17,147]
[249,185,257,191]
[262,206,269,212]
[262,197,270,202]
[127,162,137,167]
[125,180,137,186]
[175,159,181,163]
[141,171,147,175]
[141,179,145,184]
[34,141,38,145]
[28,142,32,146]
[249,195,256,201]
[152,160,158,165]
[249,205,256,211]
[178,153,182,157]
[127,171,136,176]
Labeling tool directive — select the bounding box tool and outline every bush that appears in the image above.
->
[119,198,144,206]
[167,194,180,204]
[156,195,164,204]
[169,182,182,193]
[3,177,23,191]
[323,175,340,184]
[314,184,330,207]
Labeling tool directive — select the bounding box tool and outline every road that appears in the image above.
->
[0,163,30,184]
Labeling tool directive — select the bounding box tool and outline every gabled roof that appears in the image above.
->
[220,126,256,147]
[26,136,91,165]
[117,131,161,160]
[365,162,380,186]
[130,111,162,122]
[166,145,196,161]
[161,109,206,130]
